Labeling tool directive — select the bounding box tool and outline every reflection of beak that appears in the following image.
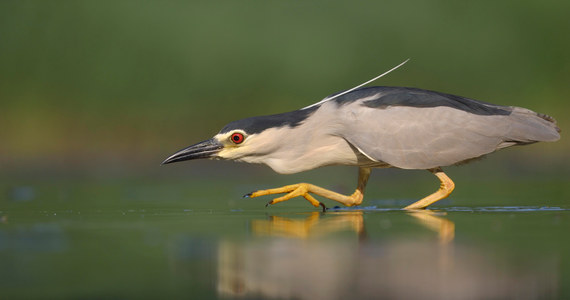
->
[162,138,223,165]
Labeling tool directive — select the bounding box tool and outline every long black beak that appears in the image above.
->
[162,138,223,165]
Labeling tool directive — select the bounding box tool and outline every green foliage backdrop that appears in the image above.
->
[1,1,568,171]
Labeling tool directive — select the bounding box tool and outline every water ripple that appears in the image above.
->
[328,205,568,212]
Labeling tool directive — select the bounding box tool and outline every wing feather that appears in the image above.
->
[336,102,558,169]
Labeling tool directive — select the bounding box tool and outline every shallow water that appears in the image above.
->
[1,207,569,299]
[1,168,569,299]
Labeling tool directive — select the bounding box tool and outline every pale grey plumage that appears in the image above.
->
[222,86,560,173]
[333,98,559,169]
[163,85,560,210]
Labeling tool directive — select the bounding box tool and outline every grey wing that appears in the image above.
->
[337,104,559,170]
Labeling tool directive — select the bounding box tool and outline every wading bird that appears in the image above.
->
[162,62,560,210]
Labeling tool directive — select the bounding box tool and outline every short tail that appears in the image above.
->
[498,107,560,148]
[536,112,561,133]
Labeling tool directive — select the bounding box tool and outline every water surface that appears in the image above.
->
[1,170,569,299]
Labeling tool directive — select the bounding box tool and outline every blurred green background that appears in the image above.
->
[1,0,568,176]
[1,2,569,299]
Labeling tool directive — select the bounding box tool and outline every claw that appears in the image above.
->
[319,202,327,212]
[245,178,367,210]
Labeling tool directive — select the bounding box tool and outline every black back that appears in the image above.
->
[335,86,512,116]
[220,86,512,134]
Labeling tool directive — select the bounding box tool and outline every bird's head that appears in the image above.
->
[161,109,315,165]
[161,129,273,165]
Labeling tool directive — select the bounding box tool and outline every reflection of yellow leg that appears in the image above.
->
[404,167,455,210]
[407,210,455,244]
[246,168,371,210]
[252,211,365,238]
[252,212,321,238]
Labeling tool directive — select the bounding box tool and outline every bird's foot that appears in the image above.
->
[245,183,326,211]
[403,168,455,210]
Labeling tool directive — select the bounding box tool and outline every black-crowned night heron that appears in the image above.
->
[163,66,560,210]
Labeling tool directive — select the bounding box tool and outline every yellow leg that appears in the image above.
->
[404,167,455,210]
[246,168,371,211]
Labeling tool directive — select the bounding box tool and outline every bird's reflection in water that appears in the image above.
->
[217,210,556,300]
[251,211,365,239]
[406,209,455,244]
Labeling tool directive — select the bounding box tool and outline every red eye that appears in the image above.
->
[230,133,244,144]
